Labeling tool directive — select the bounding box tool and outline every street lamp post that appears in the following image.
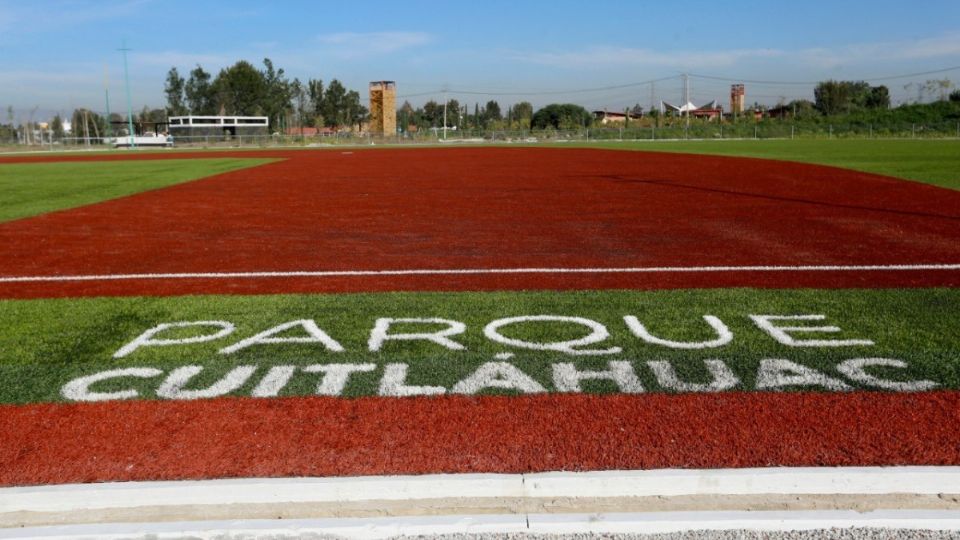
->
[119,40,135,148]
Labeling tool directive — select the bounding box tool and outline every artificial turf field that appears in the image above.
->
[1,140,959,486]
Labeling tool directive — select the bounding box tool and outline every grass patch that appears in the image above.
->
[0,157,276,223]
[577,139,960,190]
[0,288,957,404]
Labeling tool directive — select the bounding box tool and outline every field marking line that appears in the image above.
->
[1,263,959,283]
[4,467,960,513]
[6,510,960,539]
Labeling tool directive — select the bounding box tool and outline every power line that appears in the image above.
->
[688,65,960,86]
[397,75,681,99]
[394,63,960,105]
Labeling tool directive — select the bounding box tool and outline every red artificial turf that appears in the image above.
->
[2,391,959,486]
[1,147,959,299]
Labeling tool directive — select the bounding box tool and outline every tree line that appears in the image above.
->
[8,73,960,145]
[164,59,368,131]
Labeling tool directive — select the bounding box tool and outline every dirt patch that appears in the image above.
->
[3,390,959,486]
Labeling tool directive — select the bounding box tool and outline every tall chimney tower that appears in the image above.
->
[730,84,745,115]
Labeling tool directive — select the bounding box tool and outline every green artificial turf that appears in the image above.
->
[580,139,960,190]
[0,158,276,223]
[1,288,956,404]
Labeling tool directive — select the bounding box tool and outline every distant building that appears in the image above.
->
[592,110,643,124]
[168,116,269,138]
[660,100,723,121]
[284,126,338,137]
[767,104,791,119]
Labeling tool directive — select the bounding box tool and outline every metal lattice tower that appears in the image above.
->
[369,81,397,135]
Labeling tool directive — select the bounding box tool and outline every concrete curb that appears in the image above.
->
[3,467,960,535]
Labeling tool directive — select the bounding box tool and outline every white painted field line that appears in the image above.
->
[1,263,959,283]
[7,511,960,539]
[4,467,960,514]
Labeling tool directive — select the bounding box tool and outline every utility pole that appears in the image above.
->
[29,106,38,145]
[442,85,448,140]
[104,64,113,140]
[119,39,135,148]
[682,73,690,128]
[83,109,90,147]
[649,81,656,114]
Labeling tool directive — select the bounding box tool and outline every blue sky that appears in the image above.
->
[1,0,959,119]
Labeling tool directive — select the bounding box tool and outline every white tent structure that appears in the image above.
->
[660,100,719,114]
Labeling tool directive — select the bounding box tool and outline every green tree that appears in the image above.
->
[815,80,888,114]
[185,65,215,115]
[865,86,890,109]
[290,78,309,133]
[398,100,415,132]
[786,99,818,119]
[321,79,347,128]
[343,89,368,130]
[50,114,64,141]
[211,60,266,116]
[164,67,187,116]
[445,99,461,128]
[260,58,292,130]
[70,109,107,141]
[815,80,854,115]
[530,103,592,129]
[138,106,167,125]
[509,101,533,128]
[307,79,324,126]
[484,100,502,123]
[422,100,442,127]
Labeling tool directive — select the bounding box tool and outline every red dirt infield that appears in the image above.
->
[3,390,959,486]
[3,148,960,488]
[1,147,959,299]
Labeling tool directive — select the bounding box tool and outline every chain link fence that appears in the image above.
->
[5,121,960,151]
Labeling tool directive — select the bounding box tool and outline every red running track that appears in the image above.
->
[2,147,960,299]
[2,391,959,486]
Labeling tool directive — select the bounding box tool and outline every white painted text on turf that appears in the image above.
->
[62,358,938,402]
[111,313,874,358]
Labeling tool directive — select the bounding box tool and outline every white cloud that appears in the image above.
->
[511,46,783,69]
[511,32,960,71]
[316,31,433,58]
[792,32,960,68]
[896,32,960,60]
